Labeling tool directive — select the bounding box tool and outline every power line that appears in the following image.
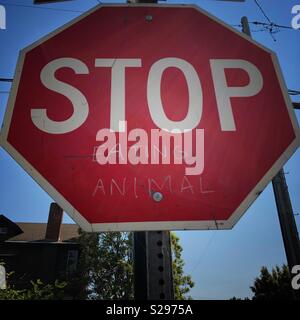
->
[1,77,299,97]
[252,1,296,41]
[189,231,217,275]
[233,20,296,42]
[254,0,272,24]
[250,21,294,31]
[0,2,84,13]
[0,78,13,82]
[288,90,300,96]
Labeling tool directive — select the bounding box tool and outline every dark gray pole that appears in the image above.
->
[128,0,174,300]
[241,16,300,297]
[272,171,300,269]
[133,231,174,299]
[241,16,251,37]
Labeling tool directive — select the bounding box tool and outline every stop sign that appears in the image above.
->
[1,5,299,231]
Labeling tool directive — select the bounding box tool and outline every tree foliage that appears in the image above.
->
[70,230,133,299]
[1,231,193,300]
[71,230,194,300]
[250,265,294,300]
[171,232,194,300]
[0,276,66,300]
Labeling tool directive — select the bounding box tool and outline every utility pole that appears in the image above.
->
[127,0,174,300]
[272,171,300,270]
[241,16,300,298]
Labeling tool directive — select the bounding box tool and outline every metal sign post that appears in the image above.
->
[128,0,174,301]
[134,231,174,299]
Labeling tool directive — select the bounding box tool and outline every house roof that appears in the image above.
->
[0,215,23,241]
[9,222,80,242]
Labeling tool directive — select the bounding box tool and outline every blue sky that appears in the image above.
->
[0,0,299,299]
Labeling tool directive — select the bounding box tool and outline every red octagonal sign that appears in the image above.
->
[1,5,299,231]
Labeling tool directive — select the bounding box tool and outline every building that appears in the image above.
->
[0,203,80,289]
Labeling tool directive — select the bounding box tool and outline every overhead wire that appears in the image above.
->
[0,3,299,99]
[189,231,217,276]
[0,2,84,13]
[252,0,298,41]
[251,21,294,30]
[0,78,13,82]
[254,0,272,24]
[288,90,300,96]
[1,76,299,98]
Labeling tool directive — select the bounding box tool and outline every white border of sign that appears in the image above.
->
[0,4,299,232]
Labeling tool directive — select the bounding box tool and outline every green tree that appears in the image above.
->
[171,232,194,300]
[70,230,133,299]
[66,230,101,299]
[71,230,194,300]
[0,276,66,300]
[250,265,294,300]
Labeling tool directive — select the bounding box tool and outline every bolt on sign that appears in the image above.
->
[0,4,299,231]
